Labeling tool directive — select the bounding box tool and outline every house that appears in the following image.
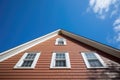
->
[0,29,120,80]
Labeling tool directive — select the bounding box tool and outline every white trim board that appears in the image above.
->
[0,29,120,62]
[0,29,60,62]
[60,30,120,59]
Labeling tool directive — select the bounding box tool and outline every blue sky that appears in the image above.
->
[0,0,120,52]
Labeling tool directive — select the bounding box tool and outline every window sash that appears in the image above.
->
[21,53,36,67]
[14,52,40,69]
[25,53,36,60]
[55,60,66,67]
[55,53,66,67]
[88,59,103,67]
[58,41,64,45]
[55,38,66,45]
[56,53,65,59]
[81,52,106,68]
[21,60,33,67]
[85,53,97,59]
[50,52,71,68]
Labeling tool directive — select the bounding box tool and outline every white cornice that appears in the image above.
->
[60,30,120,59]
[0,29,60,62]
[0,29,120,62]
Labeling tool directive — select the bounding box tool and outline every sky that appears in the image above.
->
[0,0,120,53]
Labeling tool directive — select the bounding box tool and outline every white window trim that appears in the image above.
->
[14,52,41,69]
[81,52,107,68]
[55,38,67,45]
[50,52,71,69]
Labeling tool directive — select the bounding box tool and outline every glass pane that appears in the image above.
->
[21,60,33,67]
[58,41,64,45]
[88,60,103,67]
[58,38,65,45]
[25,53,36,59]
[55,60,66,67]
[85,53,97,59]
[56,53,65,59]
[59,38,64,41]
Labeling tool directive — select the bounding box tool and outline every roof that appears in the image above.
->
[0,29,120,62]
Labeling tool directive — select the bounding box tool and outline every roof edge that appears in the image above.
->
[60,29,120,59]
[0,29,120,62]
[0,29,61,62]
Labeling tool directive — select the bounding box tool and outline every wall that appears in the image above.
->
[0,34,120,80]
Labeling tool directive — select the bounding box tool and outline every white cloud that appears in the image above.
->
[116,35,120,42]
[87,0,120,48]
[110,10,117,17]
[113,17,120,44]
[114,25,120,32]
[90,0,95,6]
[114,33,120,42]
[113,18,120,26]
[88,0,119,19]
[99,15,105,19]
[110,2,120,17]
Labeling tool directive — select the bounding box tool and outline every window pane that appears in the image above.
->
[85,53,97,59]
[55,60,66,67]
[25,53,36,59]
[59,38,64,41]
[21,60,33,67]
[58,41,64,45]
[57,38,65,45]
[88,60,103,67]
[56,53,65,59]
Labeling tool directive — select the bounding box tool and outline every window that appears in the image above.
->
[50,52,71,68]
[81,52,106,68]
[55,38,66,45]
[14,52,40,69]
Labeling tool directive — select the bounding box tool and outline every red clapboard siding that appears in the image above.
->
[0,34,120,80]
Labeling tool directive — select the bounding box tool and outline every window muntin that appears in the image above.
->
[56,53,65,59]
[81,52,106,68]
[85,53,97,59]
[21,60,33,67]
[55,60,66,67]
[14,52,40,69]
[25,53,36,60]
[55,53,66,67]
[88,59,103,67]
[55,38,66,45]
[50,52,71,68]
[58,38,65,45]
[21,53,36,67]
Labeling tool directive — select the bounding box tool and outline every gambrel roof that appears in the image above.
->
[0,29,120,62]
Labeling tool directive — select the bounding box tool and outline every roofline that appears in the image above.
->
[60,29,120,59]
[0,29,61,62]
[0,29,120,62]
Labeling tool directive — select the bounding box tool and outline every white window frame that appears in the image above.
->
[55,38,67,45]
[14,52,41,69]
[81,52,107,68]
[50,52,71,69]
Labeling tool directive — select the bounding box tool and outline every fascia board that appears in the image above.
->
[60,30,120,59]
[0,29,60,62]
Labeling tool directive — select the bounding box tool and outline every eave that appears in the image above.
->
[60,30,120,59]
[0,29,120,62]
